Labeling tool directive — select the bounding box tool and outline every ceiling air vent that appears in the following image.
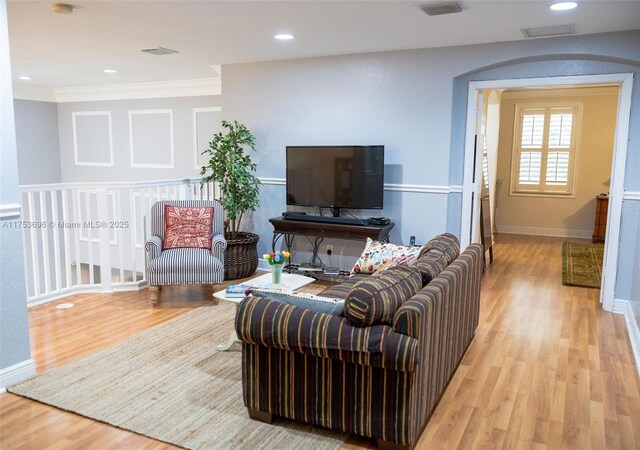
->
[522,24,576,38]
[141,47,179,56]
[420,1,464,16]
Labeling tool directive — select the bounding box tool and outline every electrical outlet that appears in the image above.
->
[326,244,333,255]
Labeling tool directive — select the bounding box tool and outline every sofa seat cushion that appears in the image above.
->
[250,290,344,316]
[147,247,222,273]
[344,265,423,326]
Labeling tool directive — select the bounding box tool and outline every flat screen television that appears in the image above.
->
[286,145,384,216]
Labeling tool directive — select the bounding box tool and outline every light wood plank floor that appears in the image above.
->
[1,235,639,449]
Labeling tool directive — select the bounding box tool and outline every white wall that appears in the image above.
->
[0,1,34,388]
[14,99,62,185]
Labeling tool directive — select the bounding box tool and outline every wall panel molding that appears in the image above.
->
[193,107,223,169]
[72,111,114,167]
[128,109,174,168]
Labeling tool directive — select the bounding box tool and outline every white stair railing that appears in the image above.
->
[19,178,217,306]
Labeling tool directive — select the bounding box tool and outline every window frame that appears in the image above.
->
[509,101,582,198]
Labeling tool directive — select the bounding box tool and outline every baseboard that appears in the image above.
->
[496,225,592,239]
[613,299,640,377]
[0,359,35,394]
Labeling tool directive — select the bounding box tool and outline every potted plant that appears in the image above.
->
[201,120,261,279]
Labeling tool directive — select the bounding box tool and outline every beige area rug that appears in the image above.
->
[8,303,347,450]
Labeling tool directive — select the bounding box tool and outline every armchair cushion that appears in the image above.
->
[147,247,223,274]
[344,265,422,326]
[163,205,214,250]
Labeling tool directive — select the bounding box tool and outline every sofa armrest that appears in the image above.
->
[211,233,227,260]
[235,296,418,372]
[145,236,163,261]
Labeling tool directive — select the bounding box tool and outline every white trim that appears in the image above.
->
[26,281,145,307]
[613,299,640,378]
[260,177,287,186]
[12,84,57,102]
[128,109,175,169]
[624,191,640,201]
[495,225,592,239]
[20,178,201,192]
[192,107,222,170]
[0,359,36,393]
[0,203,22,219]
[55,77,221,103]
[461,73,633,314]
[72,111,114,167]
[257,178,464,193]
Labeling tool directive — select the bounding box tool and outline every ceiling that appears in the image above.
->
[7,0,640,94]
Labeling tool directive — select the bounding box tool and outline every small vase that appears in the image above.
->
[271,263,284,286]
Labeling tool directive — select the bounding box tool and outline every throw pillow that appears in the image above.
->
[351,238,423,274]
[163,205,214,250]
[344,265,423,326]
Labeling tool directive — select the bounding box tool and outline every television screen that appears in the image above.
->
[286,146,384,210]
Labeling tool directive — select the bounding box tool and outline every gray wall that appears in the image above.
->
[14,99,62,185]
[0,2,32,373]
[222,30,640,294]
[57,95,222,182]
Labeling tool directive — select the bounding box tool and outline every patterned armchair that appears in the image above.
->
[145,200,226,306]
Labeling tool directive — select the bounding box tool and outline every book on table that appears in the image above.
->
[225,284,253,298]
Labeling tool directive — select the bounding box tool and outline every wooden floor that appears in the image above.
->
[1,235,639,449]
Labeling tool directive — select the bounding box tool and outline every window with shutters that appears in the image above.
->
[510,103,581,196]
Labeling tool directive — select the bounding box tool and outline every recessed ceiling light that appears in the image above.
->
[103,69,118,73]
[19,76,32,80]
[274,34,294,40]
[549,2,578,11]
[51,3,73,14]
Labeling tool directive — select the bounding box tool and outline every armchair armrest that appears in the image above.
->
[235,296,418,372]
[145,236,163,261]
[211,233,227,260]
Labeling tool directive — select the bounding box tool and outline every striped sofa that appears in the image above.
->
[235,234,483,449]
[144,200,226,306]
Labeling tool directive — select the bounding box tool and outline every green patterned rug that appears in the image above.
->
[562,242,604,288]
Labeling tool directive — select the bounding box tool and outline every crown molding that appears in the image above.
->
[54,77,221,103]
[12,84,57,103]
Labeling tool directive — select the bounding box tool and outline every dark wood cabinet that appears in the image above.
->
[593,194,608,243]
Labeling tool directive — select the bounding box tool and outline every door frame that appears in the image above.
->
[460,73,634,312]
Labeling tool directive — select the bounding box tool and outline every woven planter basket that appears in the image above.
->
[224,232,259,280]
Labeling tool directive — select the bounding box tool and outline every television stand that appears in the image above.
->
[269,217,394,269]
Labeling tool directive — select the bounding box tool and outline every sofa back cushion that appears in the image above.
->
[415,233,460,286]
[344,265,423,326]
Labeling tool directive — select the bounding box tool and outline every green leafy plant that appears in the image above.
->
[200,120,261,239]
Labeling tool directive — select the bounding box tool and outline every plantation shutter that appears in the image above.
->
[513,105,579,195]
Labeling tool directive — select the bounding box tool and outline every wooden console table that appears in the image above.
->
[593,194,608,243]
[269,217,394,266]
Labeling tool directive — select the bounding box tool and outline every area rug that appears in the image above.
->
[8,303,347,449]
[562,241,604,288]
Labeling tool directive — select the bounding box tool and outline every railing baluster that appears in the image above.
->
[84,191,95,286]
[72,189,82,286]
[27,192,40,298]
[116,189,125,284]
[61,189,72,289]
[39,191,51,295]
[50,190,62,292]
